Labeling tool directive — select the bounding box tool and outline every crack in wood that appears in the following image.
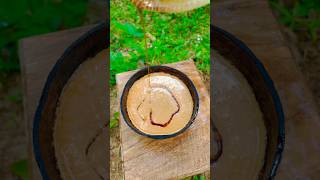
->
[85,123,108,180]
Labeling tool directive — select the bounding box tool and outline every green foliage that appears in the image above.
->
[192,174,205,180]
[110,111,120,128]
[270,0,320,41]
[0,0,88,75]
[110,0,210,85]
[5,91,23,103]
[10,159,29,180]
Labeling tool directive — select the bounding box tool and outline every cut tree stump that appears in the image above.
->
[116,60,210,179]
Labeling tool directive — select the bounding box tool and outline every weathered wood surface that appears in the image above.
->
[18,25,94,180]
[116,60,210,179]
[214,0,320,179]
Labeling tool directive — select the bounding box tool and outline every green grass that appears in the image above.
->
[110,0,210,85]
[110,2,210,178]
[110,111,119,128]
[269,0,320,42]
[193,174,205,180]
[180,174,206,180]
[1,1,88,178]
[10,159,29,180]
[0,0,88,76]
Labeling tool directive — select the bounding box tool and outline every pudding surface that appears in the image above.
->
[127,72,194,135]
[213,50,266,179]
[54,50,107,180]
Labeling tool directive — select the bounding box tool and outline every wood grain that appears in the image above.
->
[116,60,210,179]
[214,0,320,179]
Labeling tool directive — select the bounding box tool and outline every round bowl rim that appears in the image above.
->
[120,65,200,139]
[212,25,285,179]
[32,22,108,180]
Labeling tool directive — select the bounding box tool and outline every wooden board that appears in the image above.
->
[214,0,320,179]
[19,25,94,180]
[116,60,210,179]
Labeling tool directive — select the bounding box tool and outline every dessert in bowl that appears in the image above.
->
[121,66,199,139]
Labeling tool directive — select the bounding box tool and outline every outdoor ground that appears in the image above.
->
[280,25,320,112]
[270,0,320,112]
[0,74,25,179]
[0,0,93,179]
[1,0,320,179]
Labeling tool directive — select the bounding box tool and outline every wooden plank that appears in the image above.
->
[18,25,95,180]
[116,60,210,179]
[214,0,320,179]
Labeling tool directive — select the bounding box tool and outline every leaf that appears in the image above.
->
[10,159,29,180]
[5,92,22,103]
[199,175,205,180]
[292,2,309,17]
[0,21,10,30]
[269,0,320,41]
[270,1,293,25]
[113,21,144,38]
[0,0,88,75]
[110,112,120,128]
[0,58,20,72]
[110,0,210,79]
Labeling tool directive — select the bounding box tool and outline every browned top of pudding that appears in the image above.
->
[126,72,194,135]
[54,49,108,180]
[212,51,266,179]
